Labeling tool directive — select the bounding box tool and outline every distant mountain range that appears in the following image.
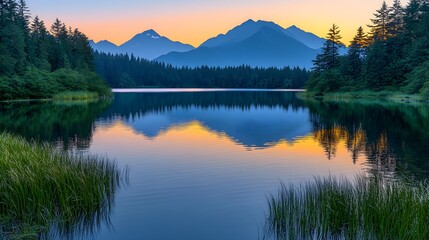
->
[91,19,328,69]
[90,30,194,60]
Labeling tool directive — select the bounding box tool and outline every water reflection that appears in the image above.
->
[306,99,429,178]
[1,91,429,239]
[0,100,110,150]
[1,92,429,177]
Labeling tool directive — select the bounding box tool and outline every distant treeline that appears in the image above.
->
[94,51,311,89]
[0,0,109,100]
[307,0,429,97]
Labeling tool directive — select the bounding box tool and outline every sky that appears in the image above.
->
[27,0,404,47]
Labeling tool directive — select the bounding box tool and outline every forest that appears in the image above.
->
[0,0,110,101]
[307,0,429,97]
[94,51,311,89]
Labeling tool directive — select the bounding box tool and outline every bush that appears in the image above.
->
[0,68,110,101]
[403,61,429,96]
[306,69,343,94]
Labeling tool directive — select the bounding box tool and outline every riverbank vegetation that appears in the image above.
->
[267,175,429,239]
[306,0,429,98]
[94,51,310,89]
[0,0,110,101]
[0,132,125,238]
[53,91,100,101]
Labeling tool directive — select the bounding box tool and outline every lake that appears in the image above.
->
[1,89,428,239]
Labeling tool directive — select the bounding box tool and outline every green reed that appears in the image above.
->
[0,132,126,239]
[52,91,99,101]
[267,175,429,239]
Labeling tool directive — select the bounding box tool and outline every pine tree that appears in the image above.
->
[29,15,50,69]
[346,27,367,79]
[404,0,420,35]
[313,24,343,73]
[17,0,29,31]
[50,18,63,39]
[369,1,391,41]
[388,0,405,36]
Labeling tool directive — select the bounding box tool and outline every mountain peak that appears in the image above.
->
[140,29,161,39]
[99,40,115,44]
[243,19,256,24]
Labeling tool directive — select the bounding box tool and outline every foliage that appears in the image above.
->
[52,91,99,100]
[94,52,311,89]
[306,0,429,97]
[0,68,110,100]
[0,132,126,239]
[0,0,109,100]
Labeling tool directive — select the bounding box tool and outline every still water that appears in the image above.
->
[1,89,428,239]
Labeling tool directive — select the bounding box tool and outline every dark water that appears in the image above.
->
[1,89,429,239]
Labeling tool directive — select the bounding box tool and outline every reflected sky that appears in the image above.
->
[87,91,365,240]
[91,119,364,240]
[2,90,428,239]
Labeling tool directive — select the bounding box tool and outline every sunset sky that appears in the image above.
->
[28,0,403,47]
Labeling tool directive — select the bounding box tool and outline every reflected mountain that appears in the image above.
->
[2,91,429,178]
[126,107,310,147]
[100,91,311,148]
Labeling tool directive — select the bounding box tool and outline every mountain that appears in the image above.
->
[119,30,194,60]
[90,40,120,55]
[156,20,321,69]
[200,19,284,48]
[90,30,194,60]
[283,25,325,49]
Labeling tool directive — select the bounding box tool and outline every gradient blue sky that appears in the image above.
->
[27,0,404,47]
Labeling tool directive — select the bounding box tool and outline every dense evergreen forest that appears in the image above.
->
[307,0,429,97]
[0,0,110,100]
[94,51,310,89]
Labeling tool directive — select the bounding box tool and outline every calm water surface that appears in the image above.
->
[1,89,428,239]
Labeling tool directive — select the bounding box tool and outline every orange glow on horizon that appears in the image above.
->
[29,0,405,47]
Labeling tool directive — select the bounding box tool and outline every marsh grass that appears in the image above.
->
[267,175,429,239]
[52,91,99,101]
[300,90,428,104]
[0,132,127,239]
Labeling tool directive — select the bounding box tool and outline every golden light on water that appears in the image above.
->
[92,120,365,178]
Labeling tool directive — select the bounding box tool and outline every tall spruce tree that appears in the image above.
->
[313,24,343,73]
[346,27,367,79]
[369,1,391,41]
[388,0,405,36]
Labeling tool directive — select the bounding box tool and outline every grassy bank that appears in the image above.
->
[267,175,429,239]
[300,90,428,104]
[53,91,99,101]
[0,132,125,239]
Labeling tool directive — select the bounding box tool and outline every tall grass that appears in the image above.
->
[0,132,127,239]
[52,91,99,101]
[266,175,429,239]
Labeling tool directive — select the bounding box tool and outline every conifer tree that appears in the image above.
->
[313,24,343,73]
[369,1,390,41]
[50,18,63,38]
[346,27,367,79]
[388,0,405,36]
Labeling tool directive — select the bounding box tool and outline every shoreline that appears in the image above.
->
[299,91,429,105]
[0,91,110,103]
